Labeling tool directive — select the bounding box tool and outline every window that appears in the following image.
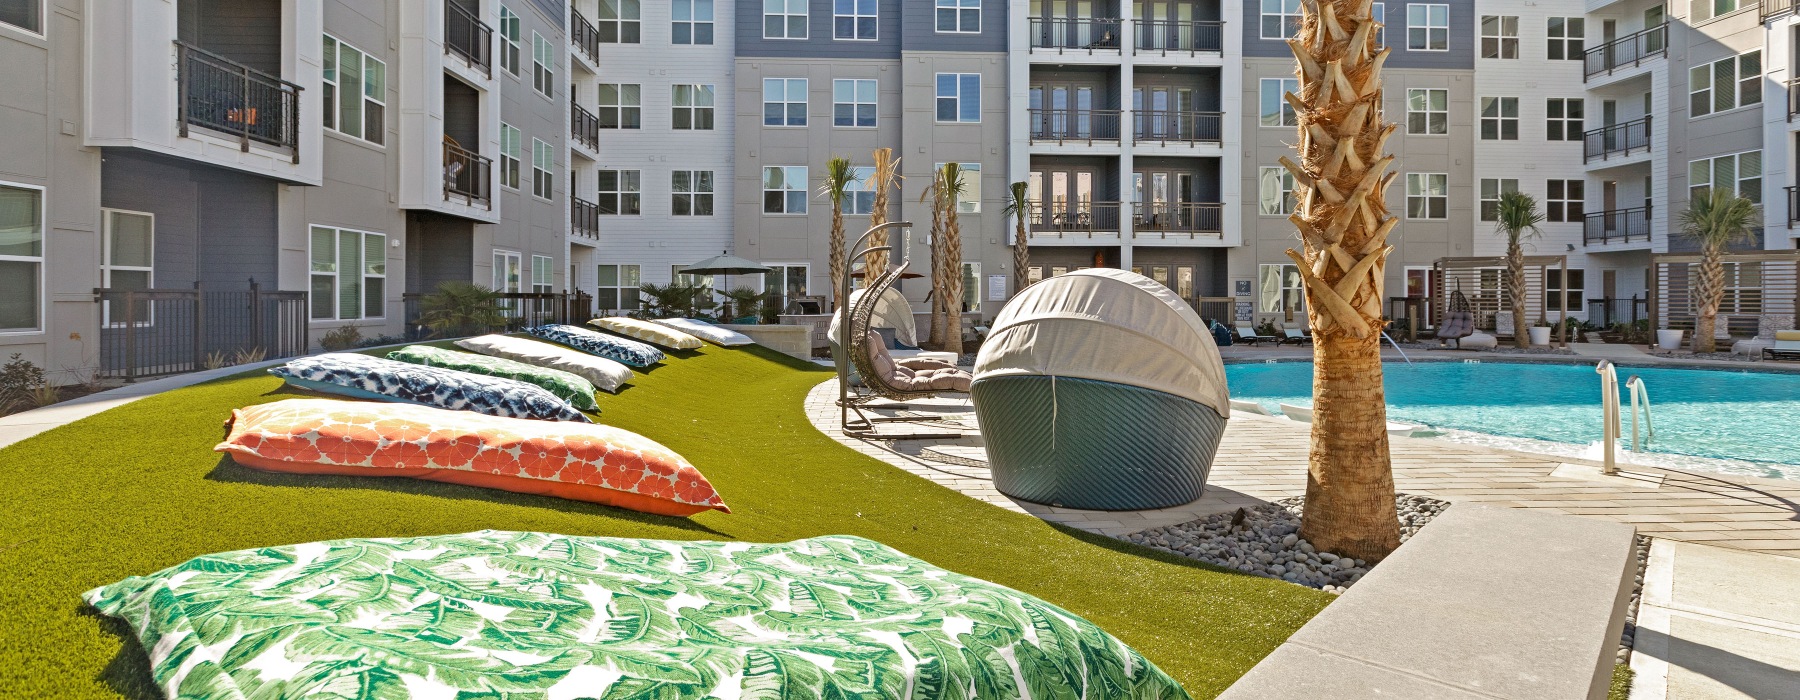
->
[936,73,982,123]
[499,6,521,75]
[1546,98,1584,141]
[1546,17,1584,60]
[1689,151,1762,203]
[1258,264,1305,313]
[762,264,810,314]
[531,138,553,199]
[1258,167,1297,215]
[1371,2,1385,47]
[596,170,641,215]
[836,0,877,39]
[937,0,980,33]
[833,79,877,127]
[1693,0,1744,22]
[1479,178,1518,222]
[532,33,554,97]
[1407,4,1448,50]
[1479,97,1518,140]
[531,255,554,293]
[936,162,982,213]
[1690,51,1762,117]
[0,183,41,333]
[596,264,641,312]
[492,251,522,293]
[1262,0,1301,39]
[598,0,641,43]
[673,0,713,44]
[1544,269,1584,312]
[500,124,521,189]
[1546,179,1584,222]
[1480,16,1517,59]
[1406,173,1448,219]
[597,84,642,129]
[1406,88,1447,135]
[673,266,713,291]
[765,0,808,39]
[763,79,807,127]
[322,36,386,144]
[100,209,153,327]
[673,84,716,130]
[846,166,876,215]
[1709,262,1763,313]
[309,226,386,321]
[764,166,809,214]
[1260,78,1299,127]
[961,262,981,313]
[0,0,41,34]
[672,170,715,216]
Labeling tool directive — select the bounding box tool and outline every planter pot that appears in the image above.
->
[1656,329,1685,350]
[1528,326,1552,346]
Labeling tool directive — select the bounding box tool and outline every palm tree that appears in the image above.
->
[819,157,860,307]
[939,163,969,356]
[921,165,949,348]
[1493,191,1545,349]
[867,148,901,276]
[1283,0,1403,561]
[1002,181,1032,296]
[1678,187,1758,353]
[417,282,506,337]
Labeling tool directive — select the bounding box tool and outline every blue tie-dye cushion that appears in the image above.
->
[269,353,590,422]
[526,324,666,367]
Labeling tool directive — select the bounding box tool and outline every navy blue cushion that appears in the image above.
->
[269,353,590,422]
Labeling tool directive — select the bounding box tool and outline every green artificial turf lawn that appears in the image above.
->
[0,342,1331,698]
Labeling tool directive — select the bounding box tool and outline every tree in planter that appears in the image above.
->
[1493,191,1545,349]
[819,156,860,307]
[417,282,505,338]
[1001,181,1032,297]
[920,164,970,354]
[1280,0,1403,561]
[1678,186,1758,353]
[721,287,764,324]
[866,148,902,276]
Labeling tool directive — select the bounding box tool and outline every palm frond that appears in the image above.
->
[1000,181,1030,219]
[817,156,858,203]
[1492,191,1544,245]
[1679,187,1759,250]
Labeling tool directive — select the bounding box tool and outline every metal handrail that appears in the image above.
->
[1625,374,1654,453]
[572,103,599,151]
[1583,116,1652,162]
[443,140,493,208]
[571,196,599,238]
[1132,19,1225,54]
[174,40,302,160]
[1583,205,1653,245]
[1027,108,1123,143]
[1788,185,1800,229]
[1596,361,1621,475]
[571,8,599,64]
[1762,0,1798,22]
[1133,109,1224,145]
[1028,17,1125,52]
[1582,24,1665,80]
[1133,202,1224,236]
[1025,200,1123,236]
[445,0,493,76]
[1788,77,1800,122]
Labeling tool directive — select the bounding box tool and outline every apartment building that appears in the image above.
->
[0,0,568,382]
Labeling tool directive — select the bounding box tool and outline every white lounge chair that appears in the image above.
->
[1279,402,1417,437]
[1234,324,1275,345]
[1279,327,1312,346]
[1765,330,1800,361]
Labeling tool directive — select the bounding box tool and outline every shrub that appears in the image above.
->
[319,325,365,351]
[0,353,46,410]
[418,282,506,338]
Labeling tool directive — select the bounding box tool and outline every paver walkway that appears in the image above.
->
[806,380,1800,556]
[1630,540,1800,699]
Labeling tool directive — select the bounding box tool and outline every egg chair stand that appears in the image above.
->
[836,222,967,440]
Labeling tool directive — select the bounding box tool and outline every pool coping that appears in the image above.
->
[1222,353,1800,375]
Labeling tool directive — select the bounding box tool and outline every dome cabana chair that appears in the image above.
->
[835,222,972,439]
[971,268,1230,511]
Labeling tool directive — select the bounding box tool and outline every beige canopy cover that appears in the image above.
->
[827,287,918,348]
[974,268,1229,418]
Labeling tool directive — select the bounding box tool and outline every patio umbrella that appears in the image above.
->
[680,252,771,318]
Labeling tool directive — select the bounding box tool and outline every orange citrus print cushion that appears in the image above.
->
[216,399,729,517]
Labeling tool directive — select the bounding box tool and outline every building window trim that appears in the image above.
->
[1690,50,1763,119]
[764,166,809,215]
[99,208,155,328]
[833,78,878,128]
[1258,263,1305,313]
[1479,96,1519,141]
[1406,3,1449,52]
[1478,178,1518,222]
[1546,179,1585,223]
[936,72,982,124]
[531,254,555,294]
[500,123,521,190]
[1689,151,1763,204]
[309,225,387,322]
[1259,78,1299,128]
[0,180,44,335]
[1546,98,1584,141]
[936,0,981,33]
[597,83,642,129]
[322,34,387,146]
[835,0,878,40]
[531,32,554,99]
[1546,17,1585,61]
[763,78,808,127]
[498,6,521,76]
[672,170,715,216]
[597,169,642,216]
[1261,0,1302,39]
[596,264,641,312]
[0,0,44,38]
[531,138,554,201]
[492,250,522,294]
[672,84,717,130]
[764,0,809,39]
[1258,166,1297,216]
[1406,88,1448,135]
[1480,15,1518,59]
[672,0,714,45]
[1406,172,1449,220]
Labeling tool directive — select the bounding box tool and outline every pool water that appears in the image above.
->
[1225,361,1800,479]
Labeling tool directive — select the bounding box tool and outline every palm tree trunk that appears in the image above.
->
[1013,218,1030,297]
[1508,242,1527,349]
[944,209,964,356]
[927,184,947,349]
[869,148,896,275]
[1694,245,1724,353]
[829,205,846,309]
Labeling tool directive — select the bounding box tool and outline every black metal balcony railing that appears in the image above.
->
[1788,78,1800,122]
[571,9,599,65]
[1787,186,1800,229]
[1027,200,1124,235]
[1029,17,1125,52]
[1583,116,1652,162]
[1582,24,1665,80]
[1133,110,1224,145]
[445,0,493,76]
[443,140,493,208]
[175,41,302,160]
[1583,206,1653,245]
[1762,0,1798,22]
[572,196,600,238]
[1133,19,1225,54]
[1028,108,1123,144]
[1134,202,1224,237]
[572,103,599,151]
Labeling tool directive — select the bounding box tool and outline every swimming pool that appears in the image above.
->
[1225,361,1800,480]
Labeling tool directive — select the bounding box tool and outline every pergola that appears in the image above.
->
[1432,255,1572,346]
[1650,251,1800,339]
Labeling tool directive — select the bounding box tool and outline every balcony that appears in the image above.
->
[1132,20,1224,55]
[445,0,493,77]
[572,103,599,152]
[1789,78,1800,122]
[175,41,301,159]
[443,140,492,208]
[1582,25,1664,81]
[1029,17,1126,53]
[1134,202,1224,238]
[1788,186,1799,229]
[571,8,599,66]
[1583,206,1652,245]
[1028,109,1123,144]
[1132,110,1223,145]
[1762,0,1798,21]
[1583,116,1651,163]
[572,196,600,239]
[1027,200,1124,237]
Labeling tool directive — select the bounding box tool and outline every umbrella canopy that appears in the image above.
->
[680,253,771,276]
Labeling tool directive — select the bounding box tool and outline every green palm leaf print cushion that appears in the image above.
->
[386,344,600,412]
[84,531,1190,700]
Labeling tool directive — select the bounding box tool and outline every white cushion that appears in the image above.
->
[589,317,704,350]
[651,318,755,347]
[456,335,635,393]
[1459,332,1499,350]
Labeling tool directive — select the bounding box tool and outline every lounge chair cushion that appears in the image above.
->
[527,323,665,367]
[385,345,599,412]
[454,334,634,394]
[84,531,1183,700]
[215,399,726,516]
[590,316,704,350]
[269,353,588,422]
[651,317,755,346]
[865,332,971,392]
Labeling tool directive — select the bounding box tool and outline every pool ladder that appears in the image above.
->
[1594,361,1655,475]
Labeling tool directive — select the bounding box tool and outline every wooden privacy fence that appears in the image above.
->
[1433,255,1572,345]
[93,281,307,381]
[1650,251,1800,339]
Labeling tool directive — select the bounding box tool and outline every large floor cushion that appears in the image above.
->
[84,531,1188,700]
[591,316,704,350]
[269,353,588,422]
[386,344,599,412]
[651,317,755,346]
[528,323,665,367]
[455,334,634,393]
[216,399,727,516]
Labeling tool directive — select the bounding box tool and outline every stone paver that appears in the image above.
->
[1630,540,1800,699]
